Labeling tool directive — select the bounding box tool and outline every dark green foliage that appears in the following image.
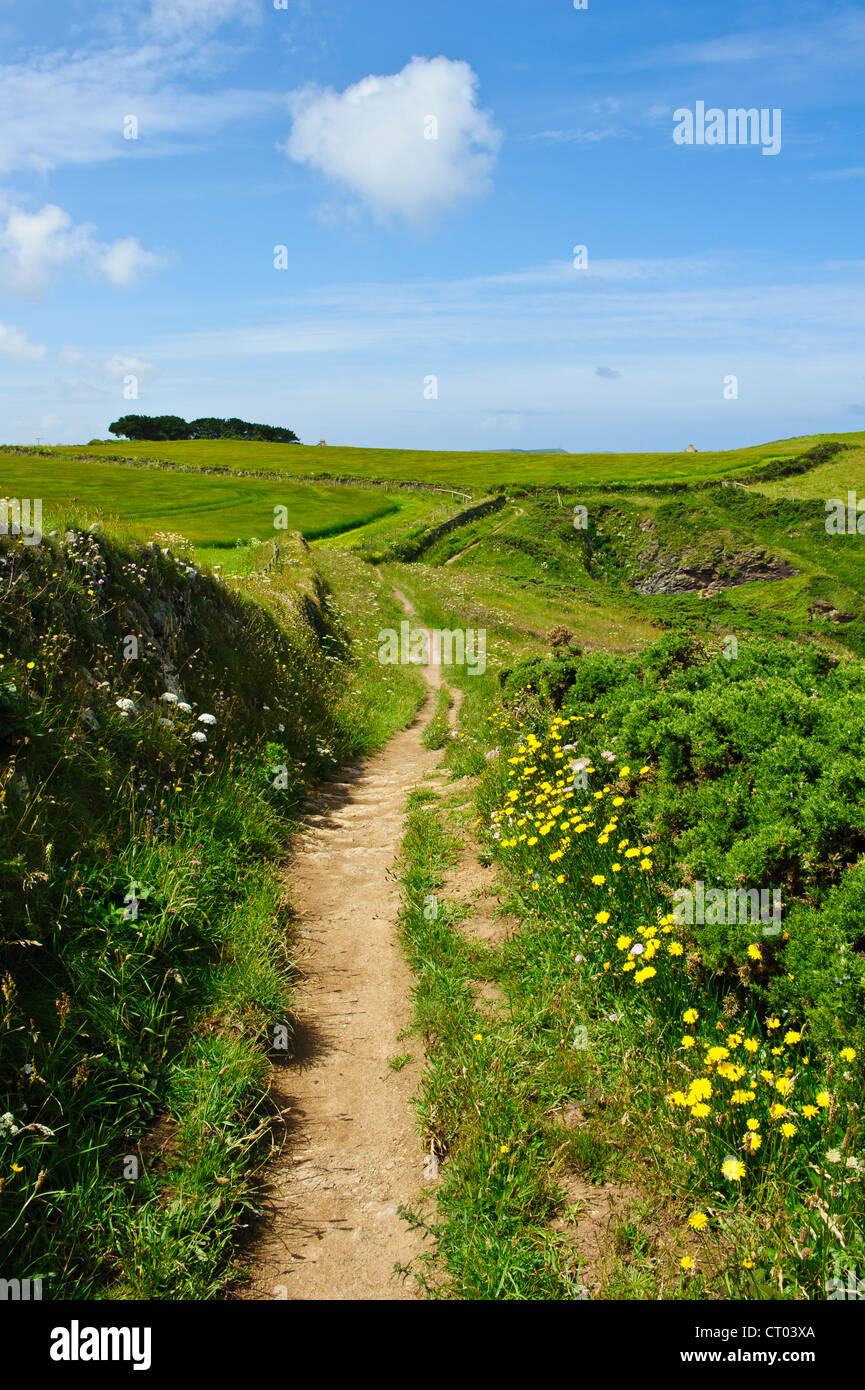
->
[746,440,852,483]
[108,414,192,441]
[108,414,300,443]
[497,635,865,1052]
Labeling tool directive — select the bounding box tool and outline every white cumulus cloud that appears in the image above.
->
[282,56,501,227]
[0,201,169,295]
[0,321,46,360]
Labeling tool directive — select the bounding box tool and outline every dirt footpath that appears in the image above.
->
[241,583,448,1300]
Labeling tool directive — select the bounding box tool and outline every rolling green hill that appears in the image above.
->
[30,429,865,490]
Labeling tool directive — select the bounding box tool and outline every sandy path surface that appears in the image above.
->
[241,581,446,1301]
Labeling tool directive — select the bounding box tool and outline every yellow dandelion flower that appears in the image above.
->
[722,1157,745,1182]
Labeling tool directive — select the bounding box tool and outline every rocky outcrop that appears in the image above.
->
[635,547,799,596]
[808,598,856,625]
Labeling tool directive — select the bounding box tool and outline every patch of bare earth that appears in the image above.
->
[551,1170,642,1296]
[239,584,456,1301]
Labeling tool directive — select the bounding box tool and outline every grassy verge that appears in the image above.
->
[397,788,576,1299]
[0,523,422,1298]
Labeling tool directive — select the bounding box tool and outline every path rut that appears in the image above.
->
[240,581,449,1301]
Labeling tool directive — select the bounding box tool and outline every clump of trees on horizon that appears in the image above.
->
[108,414,300,443]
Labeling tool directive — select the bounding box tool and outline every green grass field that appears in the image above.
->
[0,451,413,549]
[35,429,865,490]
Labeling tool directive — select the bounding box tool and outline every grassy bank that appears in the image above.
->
[0,522,422,1297]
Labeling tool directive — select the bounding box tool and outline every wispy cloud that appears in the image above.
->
[0,43,279,173]
[0,321,45,360]
[624,11,865,73]
[143,256,865,365]
[811,166,865,182]
[144,0,260,40]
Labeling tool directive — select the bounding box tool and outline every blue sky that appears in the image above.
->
[0,0,863,451]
